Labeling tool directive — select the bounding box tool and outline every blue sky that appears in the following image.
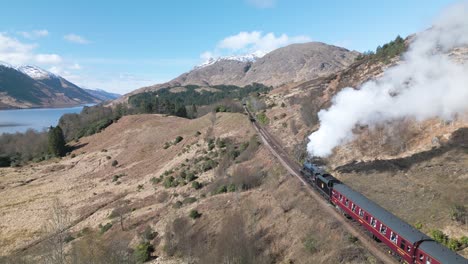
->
[0,0,457,94]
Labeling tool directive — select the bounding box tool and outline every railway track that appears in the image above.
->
[245,107,397,264]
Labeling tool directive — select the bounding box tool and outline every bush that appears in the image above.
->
[163,142,171,149]
[189,209,201,219]
[137,184,144,192]
[450,204,466,224]
[183,197,197,204]
[415,222,423,230]
[64,234,75,243]
[142,226,157,241]
[430,229,448,244]
[185,172,197,182]
[201,159,217,172]
[163,176,175,188]
[303,233,318,253]
[347,234,358,243]
[111,160,118,167]
[150,177,161,184]
[213,185,227,195]
[447,238,461,251]
[256,112,269,125]
[195,131,201,136]
[133,241,154,263]
[192,181,202,190]
[174,136,183,144]
[227,183,237,192]
[460,236,468,247]
[173,201,183,209]
[99,223,113,234]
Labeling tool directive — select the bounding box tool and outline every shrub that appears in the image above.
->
[183,197,197,204]
[173,201,183,209]
[174,136,183,144]
[201,159,217,172]
[460,236,468,247]
[163,176,175,188]
[111,160,118,167]
[256,112,269,125]
[195,131,201,136]
[137,184,144,192]
[64,234,75,243]
[192,181,202,190]
[347,234,358,243]
[99,223,113,234]
[450,204,466,224]
[303,233,318,253]
[415,222,423,230]
[430,229,448,245]
[150,177,161,184]
[281,102,286,107]
[185,172,197,182]
[227,183,237,192]
[133,241,154,263]
[189,209,201,219]
[213,185,227,195]
[447,238,461,251]
[142,226,157,241]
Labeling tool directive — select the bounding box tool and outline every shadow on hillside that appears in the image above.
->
[68,142,88,152]
[335,127,467,173]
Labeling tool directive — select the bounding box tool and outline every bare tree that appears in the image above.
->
[198,211,269,264]
[41,198,71,264]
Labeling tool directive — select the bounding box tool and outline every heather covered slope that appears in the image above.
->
[0,113,375,263]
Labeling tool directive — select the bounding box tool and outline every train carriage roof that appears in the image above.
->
[333,184,467,263]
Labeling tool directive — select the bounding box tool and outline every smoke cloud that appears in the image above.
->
[307,1,468,157]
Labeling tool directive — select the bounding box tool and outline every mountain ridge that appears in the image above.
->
[117,42,359,103]
[0,65,104,109]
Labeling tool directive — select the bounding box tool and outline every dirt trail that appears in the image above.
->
[246,107,397,264]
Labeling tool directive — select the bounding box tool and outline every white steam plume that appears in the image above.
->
[307,1,468,157]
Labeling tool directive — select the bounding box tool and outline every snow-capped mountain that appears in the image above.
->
[0,63,102,109]
[196,52,266,69]
[0,61,15,69]
[16,65,57,80]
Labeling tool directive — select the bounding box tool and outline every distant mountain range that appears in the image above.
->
[0,63,120,109]
[120,42,359,101]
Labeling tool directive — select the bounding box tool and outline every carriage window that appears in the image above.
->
[370,217,377,228]
[407,246,411,252]
[426,257,431,264]
[345,199,349,206]
[358,208,364,217]
[419,254,424,261]
[390,232,398,243]
[351,203,356,212]
[379,224,387,235]
[400,239,406,250]
[365,215,368,221]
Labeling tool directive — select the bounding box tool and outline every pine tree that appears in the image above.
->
[48,126,66,157]
[175,106,188,118]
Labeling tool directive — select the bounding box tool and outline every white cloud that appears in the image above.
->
[17,29,49,39]
[64,33,90,44]
[246,0,276,9]
[201,31,311,61]
[0,33,37,64]
[200,51,214,61]
[69,63,82,70]
[35,53,62,64]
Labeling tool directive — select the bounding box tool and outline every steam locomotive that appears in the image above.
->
[301,161,467,264]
